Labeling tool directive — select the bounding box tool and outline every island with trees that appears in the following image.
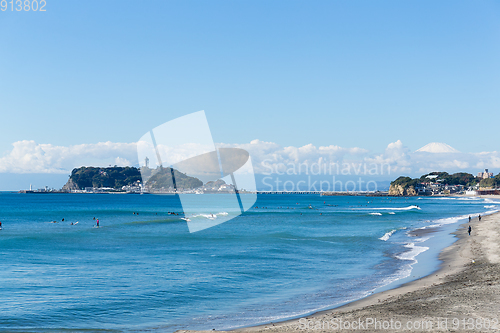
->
[388,171,500,196]
[59,166,203,193]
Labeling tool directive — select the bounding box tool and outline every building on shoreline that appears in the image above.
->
[477,169,494,179]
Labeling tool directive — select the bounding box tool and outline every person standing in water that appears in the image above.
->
[96,219,99,227]
[468,225,472,235]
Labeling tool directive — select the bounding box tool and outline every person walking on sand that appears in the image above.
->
[468,225,472,236]
[479,215,482,221]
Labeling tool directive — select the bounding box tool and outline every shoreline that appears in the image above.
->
[178,208,500,333]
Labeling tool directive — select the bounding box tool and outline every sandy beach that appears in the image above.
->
[178,208,500,332]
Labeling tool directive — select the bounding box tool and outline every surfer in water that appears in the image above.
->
[96,219,99,227]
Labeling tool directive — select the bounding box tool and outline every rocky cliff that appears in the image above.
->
[388,184,417,196]
[62,178,80,191]
[388,176,419,196]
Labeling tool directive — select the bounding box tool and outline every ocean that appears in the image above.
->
[0,192,498,332]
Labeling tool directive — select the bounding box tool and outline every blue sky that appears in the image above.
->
[1,1,500,189]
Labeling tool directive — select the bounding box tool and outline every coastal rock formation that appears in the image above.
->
[388,184,417,196]
[388,176,419,196]
[62,178,80,191]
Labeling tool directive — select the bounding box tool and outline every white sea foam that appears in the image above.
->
[191,212,229,219]
[371,243,426,291]
[388,212,395,215]
[431,196,481,201]
[484,205,497,208]
[396,243,429,261]
[382,266,413,285]
[369,212,382,216]
[372,205,421,211]
[379,229,396,241]
[426,209,500,228]
[412,236,431,243]
[193,214,218,220]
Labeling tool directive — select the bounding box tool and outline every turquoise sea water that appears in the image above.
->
[0,193,498,332]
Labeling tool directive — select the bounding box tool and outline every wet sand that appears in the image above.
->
[177,210,500,333]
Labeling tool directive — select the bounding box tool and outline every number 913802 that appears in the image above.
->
[1,0,47,11]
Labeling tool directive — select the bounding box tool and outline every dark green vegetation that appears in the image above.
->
[390,176,419,188]
[144,167,203,190]
[392,171,500,189]
[419,172,477,186]
[67,166,203,190]
[479,174,500,188]
[69,166,142,190]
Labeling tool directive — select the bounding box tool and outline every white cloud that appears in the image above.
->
[367,140,500,176]
[1,139,499,178]
[218,140,368,174]
[364,140,412,174]
[0,140,138,174]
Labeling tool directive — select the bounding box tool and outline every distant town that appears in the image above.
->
[18,166,500,197]
[386,169,500,197]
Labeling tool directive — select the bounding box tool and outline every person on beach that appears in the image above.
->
[469,216,471,222]
[96,219,99,227]
[479,215,482,221]
[468,225,472,235]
